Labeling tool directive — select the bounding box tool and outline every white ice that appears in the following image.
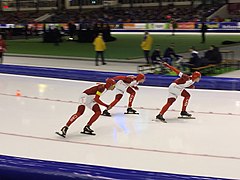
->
[0,73,240,179]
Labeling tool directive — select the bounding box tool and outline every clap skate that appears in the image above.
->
[55,126,68,138]
[155,114,167,123]
[81,125,96,135]
[124,107,139,114]
[102,109,111,117]
[178,111,195,119]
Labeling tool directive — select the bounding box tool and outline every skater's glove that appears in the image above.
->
[107,105,112,110]
[163,62,169,67]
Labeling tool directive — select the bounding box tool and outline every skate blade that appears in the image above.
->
[124,112,139,115]
[101,113,111,117]
[152,119,167,123]
[178,116,195,119]
[55,132,66,138]
[81,132,96,136]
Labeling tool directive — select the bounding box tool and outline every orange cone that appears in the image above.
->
[16,90,21,96]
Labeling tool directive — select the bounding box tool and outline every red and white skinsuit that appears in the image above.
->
[159,63,201,116]
[107,74,145,110]
[66,82,113,127]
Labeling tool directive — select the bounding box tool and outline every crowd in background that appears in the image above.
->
[0,11,47,24]
[0,2,239,25]
[46,3,224,24]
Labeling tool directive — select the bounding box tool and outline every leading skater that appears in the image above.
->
[102,73,145,116]
[156,62,201,123]
[56,78,116,137]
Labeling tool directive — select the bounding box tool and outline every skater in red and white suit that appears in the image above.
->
[57,78,116,137]
[156,62,201,123]
[102,74,145,116]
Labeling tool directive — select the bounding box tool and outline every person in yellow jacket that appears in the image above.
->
[141,31,153,64]
[93,33,106,66]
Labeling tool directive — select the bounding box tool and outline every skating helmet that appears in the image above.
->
[192,71,201,80]
[105,78,116,89]
[136,73,145,81]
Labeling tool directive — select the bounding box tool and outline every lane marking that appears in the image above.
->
[1,131,240,161]
[1,92,239,116]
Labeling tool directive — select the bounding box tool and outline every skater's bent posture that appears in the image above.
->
[156,62,201,123]
[57,78,116,137]
[102,74,145,116]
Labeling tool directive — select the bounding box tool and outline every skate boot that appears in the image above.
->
[102,109,111,117]
[180,111,192,117]
[126,107,138,114]
[156,114,167,123]
[56,126,68,138]
[84,125,94,133]
[81,125,96,135]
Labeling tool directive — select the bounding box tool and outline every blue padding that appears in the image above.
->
[0,64,239,91]
[0,155,231,180]
[0,64,239,90]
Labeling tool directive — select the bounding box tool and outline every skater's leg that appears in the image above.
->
[126,87,136,108]
[86,104,101,126]
[181,90,190,112]
[66,105,85,127]
[159,98,176,115]
[57,105,85,137]
[180,90,192,116]
[156,98,175,122]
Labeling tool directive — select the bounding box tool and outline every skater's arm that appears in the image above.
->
[94,93,108,108]
[189,85,195,89]
[107,94,123,110]
[163,62,181,75]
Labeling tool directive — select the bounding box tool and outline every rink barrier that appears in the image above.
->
[0,64,239,91]
[0,64,238,179]
[0,155,230,180]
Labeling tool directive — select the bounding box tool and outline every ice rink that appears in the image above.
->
[0,73,240,179]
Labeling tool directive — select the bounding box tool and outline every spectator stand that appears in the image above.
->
[220,49,234,61]
[219,50,240,69]
[191,49,240,75]
[137,63,169,75]
[191,64,217,75]
[137,64,159,74]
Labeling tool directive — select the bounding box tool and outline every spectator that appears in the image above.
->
[171,18,177,36]
[53,27,61,46]
[151,48,162,64]
[93,33,106,66]
[212,46,222,64]
[0,34,7,64]
[180,47,202,72]
[151,48,170,74]
[163,43,182,65]
[68,21,76,40]
[189,47,202,68]
[201,21,208,43]
[204,45,222,64]
[141,31,153,64]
